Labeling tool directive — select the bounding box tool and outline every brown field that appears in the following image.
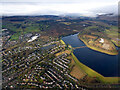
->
[70,57,86,80]
[55,50,71,56]
[70,65,86,80]
[84,35,97,39]
[40,36,49,39]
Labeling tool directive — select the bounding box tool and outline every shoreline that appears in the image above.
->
[60,32,79,38]
[71,52,119,83]
[60,39,119,83]
[78,36,118,55]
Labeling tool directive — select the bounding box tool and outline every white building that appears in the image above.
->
[28,36,38,42]
[99,38,104,43]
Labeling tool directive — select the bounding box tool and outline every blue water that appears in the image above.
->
[62,34,119,77]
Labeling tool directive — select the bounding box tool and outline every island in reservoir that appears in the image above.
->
[78,34,118,55]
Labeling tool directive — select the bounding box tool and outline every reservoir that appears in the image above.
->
[62,34,119,77]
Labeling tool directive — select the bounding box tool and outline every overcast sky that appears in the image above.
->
[0,0,119,16]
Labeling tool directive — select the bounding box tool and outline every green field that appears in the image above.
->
[60,40,66,45]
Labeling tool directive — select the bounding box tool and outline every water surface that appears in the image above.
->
[62,34,119,77]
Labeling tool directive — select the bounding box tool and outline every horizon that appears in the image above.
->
[0,0,118,17]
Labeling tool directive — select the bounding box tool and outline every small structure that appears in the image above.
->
[99,38,104,43]
[28,36,38,42]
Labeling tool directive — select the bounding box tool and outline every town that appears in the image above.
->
[1,14,120,89]
[2,30,87,89]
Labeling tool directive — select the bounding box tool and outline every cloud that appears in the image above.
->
[0,1,118,16]
[0,0,118,3]
[91,4,118,15]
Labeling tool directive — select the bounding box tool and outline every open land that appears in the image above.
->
[78,34,118,55]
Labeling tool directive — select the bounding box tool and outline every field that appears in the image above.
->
[69,56,86,80]
[55,50,71,56]
[60,40,66,45]
[78,35,118,55]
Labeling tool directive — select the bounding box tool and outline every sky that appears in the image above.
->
[0,0,119,17]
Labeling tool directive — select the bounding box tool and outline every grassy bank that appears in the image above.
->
[71,53,119,83]
[60,40,66,45]
[60,39,119,83]
[55,50,71,56]
[79,37,118,55]
[112,40,120,47]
